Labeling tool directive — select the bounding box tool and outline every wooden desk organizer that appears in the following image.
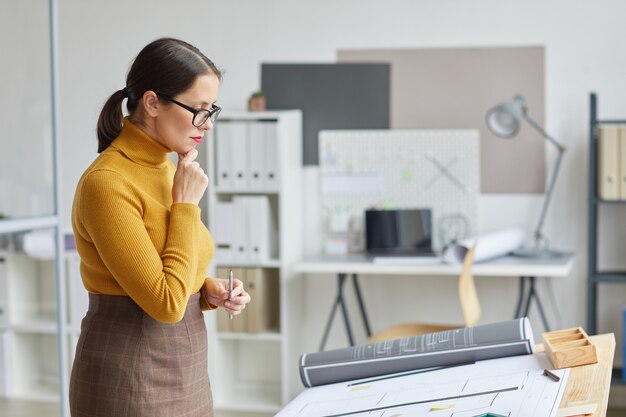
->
[542,327,598,369]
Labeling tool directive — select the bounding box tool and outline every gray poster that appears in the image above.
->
[261,63,391,165]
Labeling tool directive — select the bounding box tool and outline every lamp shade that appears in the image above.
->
[486,95,526,138]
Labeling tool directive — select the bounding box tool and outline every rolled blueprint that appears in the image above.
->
[299,318,534,387]
[442,227,527,265]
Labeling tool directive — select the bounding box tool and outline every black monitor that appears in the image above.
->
[365,208,434,256]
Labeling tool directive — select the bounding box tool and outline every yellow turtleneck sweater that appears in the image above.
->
[71,118,215,323]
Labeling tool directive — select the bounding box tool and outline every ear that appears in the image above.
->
[142,90,160,118]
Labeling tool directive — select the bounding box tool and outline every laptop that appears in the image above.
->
[365,208,438,261]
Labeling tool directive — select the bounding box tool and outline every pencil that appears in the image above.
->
[228,269,234,320]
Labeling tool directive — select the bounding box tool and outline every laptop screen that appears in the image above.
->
[365,208,433,256]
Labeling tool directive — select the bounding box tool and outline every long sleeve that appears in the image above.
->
[76,169,201,322]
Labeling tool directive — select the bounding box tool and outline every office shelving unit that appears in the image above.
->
[206,110,305,415]
[587,92,626,383]
[0,0,68,415]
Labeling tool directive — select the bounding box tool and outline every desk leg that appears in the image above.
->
[517,276,551,331]
[527,276,551,331]
[514,277,527,318]
[352,274,372,338]
[319,273,354,351]
[338,274,355,346]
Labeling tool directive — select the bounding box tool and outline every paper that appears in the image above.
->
[278,354,570,417]
[321,173,384,195]
[442,228,526,265]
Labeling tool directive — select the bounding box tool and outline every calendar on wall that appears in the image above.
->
[319,129,480,252]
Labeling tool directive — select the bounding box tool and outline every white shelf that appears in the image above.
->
[215,259,281,269]
[214,381,282,413]
[0,216,58,234]
[214,188,280,195]
[2,332,60,402]
[9,318,57,334]
[207,110,304,410]
[217,331,282,341]
[12,380,59,403]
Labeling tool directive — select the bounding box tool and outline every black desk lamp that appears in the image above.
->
[486,95,566,259]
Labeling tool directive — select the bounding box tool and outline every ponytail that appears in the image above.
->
[96,89,126,153]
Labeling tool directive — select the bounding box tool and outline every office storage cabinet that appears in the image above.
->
[587,93,626,383]
[0,252,59,402]
[206,110,305,414]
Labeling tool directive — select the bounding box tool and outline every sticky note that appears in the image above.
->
[350,384,371,392]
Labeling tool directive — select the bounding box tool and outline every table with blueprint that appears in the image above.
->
[278,353,569,417]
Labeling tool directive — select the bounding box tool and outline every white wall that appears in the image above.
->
[57,0,626,375]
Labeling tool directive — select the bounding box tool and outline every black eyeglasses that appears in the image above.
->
[158,94,221,127]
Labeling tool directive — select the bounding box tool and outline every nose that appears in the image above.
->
[199,118,213,131]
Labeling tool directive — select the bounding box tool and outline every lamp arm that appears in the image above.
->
[523,113,567,247]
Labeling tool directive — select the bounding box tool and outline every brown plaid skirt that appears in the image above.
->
[69,293,213,417]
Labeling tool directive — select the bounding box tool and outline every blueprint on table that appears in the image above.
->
[278,353,569,417]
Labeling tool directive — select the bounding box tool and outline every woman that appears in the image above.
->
[69,38,250,417]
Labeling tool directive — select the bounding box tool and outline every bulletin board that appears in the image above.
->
[319,130,479,252]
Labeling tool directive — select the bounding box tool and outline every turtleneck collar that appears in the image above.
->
[110,117,170,168]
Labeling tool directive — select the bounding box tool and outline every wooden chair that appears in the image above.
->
[367,246,479,343]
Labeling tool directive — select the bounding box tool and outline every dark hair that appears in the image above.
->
[96,38,222,153]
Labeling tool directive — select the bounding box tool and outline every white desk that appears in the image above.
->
[295,254,575,350]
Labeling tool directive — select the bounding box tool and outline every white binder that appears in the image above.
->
[229,122,249,190]
[231,197,249,262]
[246,196,277,262]
[0,332,13,396]
[215,124,233,189]
[0,256,6,327]
[213,202,237,262]
[216,121,248,190]
[264,122,280,190]
[248,122,266,190]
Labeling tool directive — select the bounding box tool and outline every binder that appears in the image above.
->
[623,307,626,382]
[215,267,233,332]
[215,124,233,189]
[246,268,280,333]
[215,121,248,190]
[264,122,280,190]
[598,125,620,200]
[248,122,266,190]
[231,267,247,333]
[246,196,277,262]
[231,198,248,262]
[230,122,249,190]
[620,126,626,199]
[0,332,12,396]
[213,202,237,262]
[0,256,6,328]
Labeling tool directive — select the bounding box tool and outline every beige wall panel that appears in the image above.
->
[338,47,545,194]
